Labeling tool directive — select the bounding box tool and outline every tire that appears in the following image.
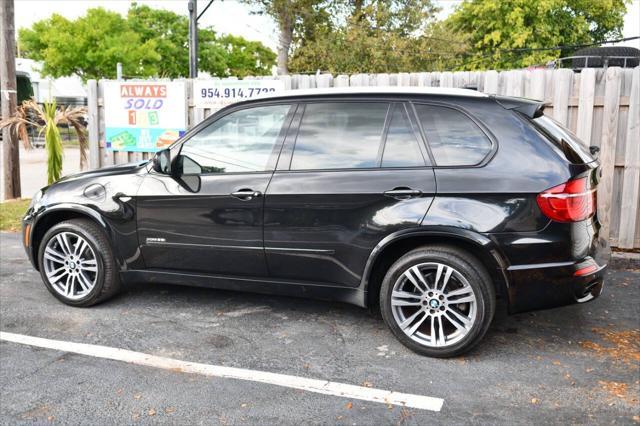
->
[379,245,495,358]
[38,219,121,307]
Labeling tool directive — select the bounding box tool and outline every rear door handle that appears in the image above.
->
[383,188,422,200]
[231,188,262,201]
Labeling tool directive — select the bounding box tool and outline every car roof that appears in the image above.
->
[254,86,489,101]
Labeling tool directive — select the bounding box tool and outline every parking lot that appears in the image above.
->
[1,231,638,424]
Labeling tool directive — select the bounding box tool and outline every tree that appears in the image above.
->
[126,4,274,78]
[446,0,628,70]
[126,4,197,78]
[19,5,276,81]
[240,0,327,75]
[19,8,160,81]
[217,35,278,77]
[288,0,444,74]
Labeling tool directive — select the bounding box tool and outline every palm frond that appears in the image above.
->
[2,99,89,183]
[43,101,64,184]
[57,105,89,170]
[0,101,39,149]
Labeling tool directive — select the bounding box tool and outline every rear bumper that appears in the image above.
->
[505,236,610,313]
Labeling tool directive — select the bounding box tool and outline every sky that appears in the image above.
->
[13,0,640,52]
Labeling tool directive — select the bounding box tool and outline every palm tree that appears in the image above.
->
[0,99,88,185]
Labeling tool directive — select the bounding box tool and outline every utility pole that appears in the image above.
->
[1,0,20,200]
[188,0,198,78]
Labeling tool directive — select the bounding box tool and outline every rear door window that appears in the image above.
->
[414,104,492,166]
[290,102,389,170]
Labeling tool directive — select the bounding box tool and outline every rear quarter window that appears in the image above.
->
[414,104,492,166]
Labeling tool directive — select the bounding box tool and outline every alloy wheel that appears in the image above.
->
[43,231,99,300]
[390,262,478,348]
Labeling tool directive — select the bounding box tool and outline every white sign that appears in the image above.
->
[193,79,284,109]
[103,81,187,152]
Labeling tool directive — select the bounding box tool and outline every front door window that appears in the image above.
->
[180,104,291,174]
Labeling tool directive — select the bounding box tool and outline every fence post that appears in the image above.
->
[416,73,432,87]
[453,71,470,89]
[598,67,622,243]
[576,68,596,144]
[87,79,99,170]
[316,74,333,88]
[483,71,499,94]
[529,69,546,101]
[618,66,640,248]
[504,70,523,97]
[552,69,573,126]
[298,74,313,89]
[440,72,453,88]
[279,75,292,90]
[376,73,390,87]
[334,75,349,87]
[397,73,411,86]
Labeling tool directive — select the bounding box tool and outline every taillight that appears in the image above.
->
[536,177,596,222]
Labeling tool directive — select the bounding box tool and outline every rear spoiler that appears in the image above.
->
[492,95,547,118]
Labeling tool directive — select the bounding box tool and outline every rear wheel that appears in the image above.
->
[38,219,120,307]
[380,245,495,357]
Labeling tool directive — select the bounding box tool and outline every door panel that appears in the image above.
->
[136,102,294,276]
[264,169,436,287]
[137,172,271,276]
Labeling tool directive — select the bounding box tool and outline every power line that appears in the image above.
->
[490,36,640,54]
[197,0,215,21]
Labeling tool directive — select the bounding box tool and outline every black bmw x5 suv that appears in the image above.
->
[22,87,610,357]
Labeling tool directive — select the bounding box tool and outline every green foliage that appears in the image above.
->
[19,5,276,80]
[19,8,160,81]
[126,5,274,78]
[446,0,629,70]
[17,0,629,77]
[42,101,64,185]
[217,35,277,77]
[289,0,448,73]
[126,5,195,78]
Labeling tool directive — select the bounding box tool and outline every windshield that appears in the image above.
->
[532,115,595,164]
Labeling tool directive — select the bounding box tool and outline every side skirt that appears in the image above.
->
[121,269,368,308]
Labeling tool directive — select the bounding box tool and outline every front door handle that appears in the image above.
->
[383,187,422,200]
[231,188,262,201]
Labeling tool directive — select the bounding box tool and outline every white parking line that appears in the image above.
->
[0,331,444,412]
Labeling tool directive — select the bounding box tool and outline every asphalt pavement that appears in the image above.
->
[0,232,638,425]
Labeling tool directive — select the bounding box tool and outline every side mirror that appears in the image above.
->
[152,149,172,175]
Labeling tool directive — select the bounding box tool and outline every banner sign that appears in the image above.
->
[104,81,187,152]
[192,79,284,109]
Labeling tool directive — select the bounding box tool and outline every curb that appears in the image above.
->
[610,252,640,270]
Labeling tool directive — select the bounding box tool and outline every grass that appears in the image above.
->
[0,198,31,231]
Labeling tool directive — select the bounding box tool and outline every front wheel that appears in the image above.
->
[380,245,495,358]
[38,219,121,307]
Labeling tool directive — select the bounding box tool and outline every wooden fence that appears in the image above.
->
[87,67,640,248]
